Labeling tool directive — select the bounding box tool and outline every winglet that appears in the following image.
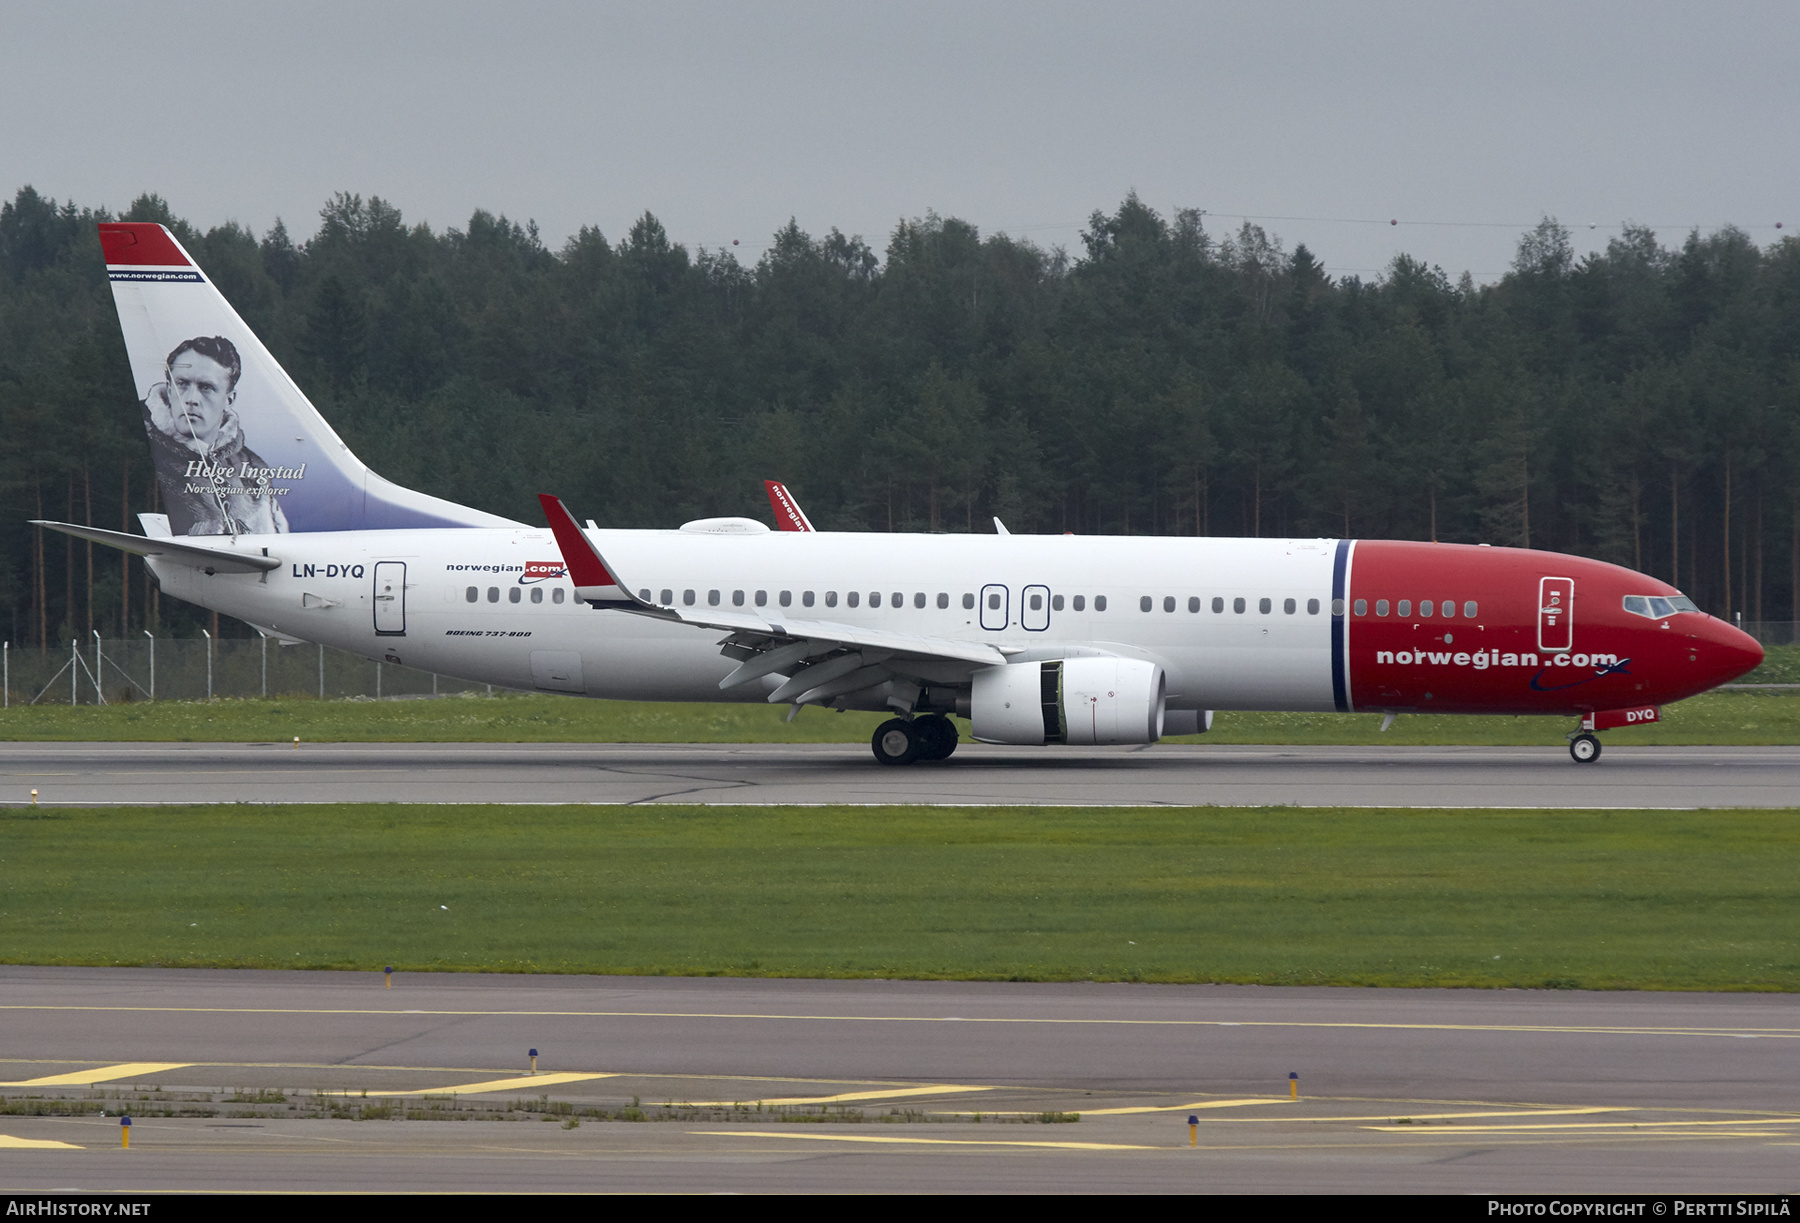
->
[537,494,636,608]
[765,481,814,531]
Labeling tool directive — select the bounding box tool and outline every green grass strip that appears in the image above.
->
[1,687,1799,744]
[4,803,1797,991]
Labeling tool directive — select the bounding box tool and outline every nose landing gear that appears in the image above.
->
[1568,732,1602,764]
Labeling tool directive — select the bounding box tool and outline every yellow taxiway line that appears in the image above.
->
[1080,1097,1290,1115]
[401,1072,618,1096]
[1230,1107,1629,1122]
[0,1062,190,1087]
[0,1135,84,1149]
[692,1130,1161,1151]
[680,1084,994,1107]
[1364,1118,1800,1133]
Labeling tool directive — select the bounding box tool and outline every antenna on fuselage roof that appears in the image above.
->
[993,517,1011,536]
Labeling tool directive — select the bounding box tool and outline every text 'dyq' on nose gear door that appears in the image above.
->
[374,561,407,636]
[1538,576,1573,653]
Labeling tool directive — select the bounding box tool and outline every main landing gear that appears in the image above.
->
[871,714,959,766]
[1568,732,1602,764]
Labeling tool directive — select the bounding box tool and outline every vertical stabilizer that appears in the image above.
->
[99,222,519,535]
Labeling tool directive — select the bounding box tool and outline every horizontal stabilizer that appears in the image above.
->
[31,520,281,574]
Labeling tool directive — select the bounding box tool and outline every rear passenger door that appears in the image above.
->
[373,561,406,636]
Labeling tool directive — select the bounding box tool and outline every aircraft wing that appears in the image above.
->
[538,494,1007,706]
[30,520,282,574]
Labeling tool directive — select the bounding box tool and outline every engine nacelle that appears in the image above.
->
[969,658,1166,745]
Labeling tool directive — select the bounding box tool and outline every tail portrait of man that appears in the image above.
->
[141,335,291,535]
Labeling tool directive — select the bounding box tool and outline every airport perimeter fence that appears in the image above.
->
[3,619,1796,707]
[0,636,497,706]
[1741,620,1800,647]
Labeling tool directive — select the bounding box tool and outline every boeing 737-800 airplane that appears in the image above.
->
[35,223,1763,765]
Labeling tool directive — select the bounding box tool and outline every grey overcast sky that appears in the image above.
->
[3,1,1792,282]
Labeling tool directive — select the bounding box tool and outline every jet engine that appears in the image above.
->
[969,657,1166,745]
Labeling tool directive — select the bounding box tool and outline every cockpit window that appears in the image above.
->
[1624,593,1695,619]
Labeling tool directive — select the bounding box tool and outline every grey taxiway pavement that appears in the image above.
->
[4,741,1800,807]
[1,968,1797,1193]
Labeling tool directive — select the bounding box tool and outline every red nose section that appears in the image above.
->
[1692,618,1764,689]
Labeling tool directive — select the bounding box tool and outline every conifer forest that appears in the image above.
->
[2,185,1796,644]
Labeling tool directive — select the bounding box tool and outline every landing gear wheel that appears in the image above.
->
[1569,733,1602,764]
[871,718,921,766]
[913,714,959,761]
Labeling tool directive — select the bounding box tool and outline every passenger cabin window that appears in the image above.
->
[779,590,791,607]
[1052,594,1064,611]
[988,592,1002,610]
[1140,596,1152,612]
[1188,597,1200,612]
[1397,599,1411,616]
[1464,601,1478,618]
[732,590,745,607]
[1072,595,1085,611]
[892,592,903,607]
[1212,597,1224,613]
[465,587,478,603]
[1420,600,1433,617]
[937,593,950,609]
[661,589,673,605]
[1233,597,1246,614]
[553,589,565,604]
[755,590,767,607]
[1353,599,1367,616]
[962,593,975,609]
[639,588,651,601]
[825,591,837,607]
[487,587,499,603]
[683,589,696,606]
[1095,595,1108,611]
[1307,598,1319,614]
[915,592,926,608]
[1284,598,1296,614]
[1163,596,1176,612]
[1376,599,1389,616]
[870,592,881,608]
[531,587,543,604]
[847,591,860,608]
[509,588,521,603]
[708,590,721,606]
[1259,597,1272,614]
[803,591,814,607]
[1031,593,1044,611]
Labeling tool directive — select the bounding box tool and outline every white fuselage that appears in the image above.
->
[150,527,1344,711]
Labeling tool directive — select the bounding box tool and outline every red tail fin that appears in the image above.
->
[765,481,814,531]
